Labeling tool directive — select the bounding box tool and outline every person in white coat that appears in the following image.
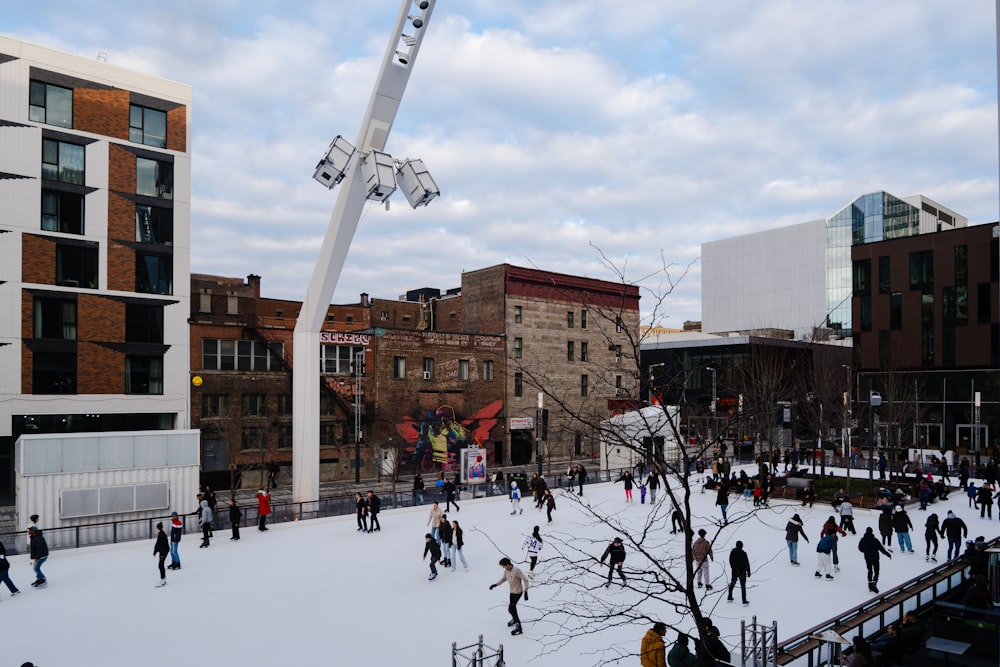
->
[523,526,544,577]
[510,481,523,515]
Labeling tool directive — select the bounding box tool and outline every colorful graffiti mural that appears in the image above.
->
[397,401,502,471]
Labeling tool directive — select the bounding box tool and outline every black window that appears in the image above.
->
[135,205,173,245]
[136,157,173,199]
[943,286,968,326]
[42,139,84,184]
[33,351,76,394]
[125,355,163,394]
[33,296,77,340]
[909,250,933,289]
[581,309,587,329]
[581,374,589,397]
[136,253,172,295]
[41,190,84,234]
[393,356,406,379]
[242,394,266,416]
[29,81,73,128]
[954,245,968,286]
[878,256,890,293]
[852,259,871,295]
[125,303,164,343]
[567,311,574,328]
[56,244,98,288]
[890,293,902,330]
[241,427,265,451]
[514,372,523,397]
[567,341,574,362]
[978,283,992,324]
[277,395,292,416]
[580,341,588,362]
[860,295,871,331]
[129,105,167,148]
[202,395,229,417]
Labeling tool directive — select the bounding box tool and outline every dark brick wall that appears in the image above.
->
[74,88,129,140]
[107,241,135,292]
[78,293,123,343]
[166,106,186,153]
[22,234,56,285]
[108,192,133,243]
[460,265,506,334]
[108,143,135,195]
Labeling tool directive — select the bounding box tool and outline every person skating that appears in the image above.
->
[923,513,939,562]
[354,492,368,532]
[444,478,460,513]
[692,528,714,588]
[715,483,729,524]
[367,491,381,532]
[439,515,454,568]
[617,470,635,503]
[666,633,699,667]
[198,496,213,548]
[695,617,732,665]
[203,485,217,537]
[543,489,556,523]
[28,526,48,587]
[153,521,169,587]
[413,473,425,505]
[427,501,443,539]
[939,510,967,560]
[819,516,847,571]
[639,622,667,667]
[510,482,523,515]
[229,500,242,540]
[523,526,543,578]
[800,484,815,508]
[256,489,272,531]
[976,484,994,519]
[451,520,469,571]
[784,514,809,565]
[726,540,751,605]
[423,533,441,581]
[814,527,837,580]
[576,464,587,495]
[877,504,894,551]
[600,537,627,588]
[857,527,892,593]
[0,540,20,597]
[647,468,661,504]
[670,504,684,534]
[838,498,857,535]
[168,512,183,569]
[490,557,529,635]
[891,505,914,553]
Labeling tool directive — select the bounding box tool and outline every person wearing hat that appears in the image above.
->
[197,494,213,547]
[600,537,627,588]
[939,510,968,560]
[509,481,522,515]
[857,527,891,594]
[256,489,272,531]
[153,521,169,587]
[640,621,667,667]
[784,514,809,565]
[666,632,698,667]
[168,512,183,569]
[27,525,48,587]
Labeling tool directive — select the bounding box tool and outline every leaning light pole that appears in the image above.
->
[293,0,440,503]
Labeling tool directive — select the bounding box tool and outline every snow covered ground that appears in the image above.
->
[3,469,995,666]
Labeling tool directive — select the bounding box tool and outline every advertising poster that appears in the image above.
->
[462,447,486,484]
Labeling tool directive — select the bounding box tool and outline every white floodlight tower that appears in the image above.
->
[293,0,438,503]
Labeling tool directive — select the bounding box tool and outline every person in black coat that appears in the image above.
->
[355,492,368,532]
[367,491,381,532]
[727,540,751,604]
[422,533,442,580]
[600,537,627,587]
[153,522,169,586]
[858,527,892,593]
[444,479,460,513]
[229,500,242,541]
[28,526,49,587]
[0,541,20,596]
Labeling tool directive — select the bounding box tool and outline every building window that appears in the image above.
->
[615,344,622,363]
[890,293,902,330]
[41,190,84,234]
[135,205,173,245]
[56,244,98,288]
[320,345,365,374]
[514,306,522,324]
[580,341,588,362]
[33,351,76,394]
[921,293,934,365]
[852,259,871,295]
[574,431,583,456]
[125,303,164,343]
[277,424,293,450]
[423,357,434,380]
[320,424,337,447]
[483,360,494,381]
[615,316,623,333]
[33,296,76,340]
[567,311,574,328]
[943,286,968,326]
[978,283,992,324]
[320,394,338,416]
[458,359,470,380]
[136,157,173,199]
[125,355,163,394]
[567,341,575,362]
[199,290,211,313]
[242,394,266,416]
[202,339,283,371]
[514,372,523,397]
[202,395,229,417]
[909,250,933,289]
[581,374,589,397]
[29,81,73,128]
[241,426,265,451]
[380,311,389,321]
[42,139,84,184]
[513,338,522,359]
[954,245,967,286]
[129,104,167,148]
[878,256,890,294]
[277,394,292,416]
[615,374,623,396]
[346,315,354,324]
[393,356,406,379]
[581,309,587,329]
[879,331,892,368]
[136,253,173,295]
[227,294,239,315]
[860,295,872,331]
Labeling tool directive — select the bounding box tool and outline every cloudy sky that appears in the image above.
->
[5,1,998,325]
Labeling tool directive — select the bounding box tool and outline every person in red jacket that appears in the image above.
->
[257,489,272,531]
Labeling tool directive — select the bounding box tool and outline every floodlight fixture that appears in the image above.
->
[409,15,424,29]
[395,158,439,208]
[312,135,356,189]
[361,150,398,202]
[395,50,411,65]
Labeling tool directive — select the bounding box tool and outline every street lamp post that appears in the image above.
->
[354,351,364,484]
[708,367,718,450]
[868,382,881,495]
[536,392,544,477]
[974,391,982,468]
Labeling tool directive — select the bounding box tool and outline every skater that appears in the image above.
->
[523,526,543,577]
[439,515,454,568]
[413,473,425,505]
[168,512,183,569]
[0,540,20,597]
[976,484,994,519]
[923,513,939,562]
[427,501,443,540]
[726,540,751,605]
[877,505,894,551]
[198,495,213,548]
[267,459,279,488]
[543,489,556,523]
[510,482,523,515]
[256,489,272,531]
[490,557,529,635]
[229,500,242,540]
[696,617,732,665]
[576,464,587,495]
[451,520,468,571]
[423,533,441,581]
[814,527,837,580]
[692,528,714,588]
[715,483,729,524]
[367,491,381,532]
[28,526,48,587]
[153,521,169,587]
[444,477,460,513]
[355,492,368,532]
[892,506,914,553]
[801,483,815,508]
[647,468,660,503]
[670,504,685,534]
[617,470,635,503]
[940,510,968,560]
[639,622,667,667]
[820,516,846,570]
[667,633,699,667]
[877,453,887,481]
[858,527,892,593]
[838,498,857,535]
[203,485,217,537]
[784,514,809,565]
[966,481,979,508]
[600,537,627,588]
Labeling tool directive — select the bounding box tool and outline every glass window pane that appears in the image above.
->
[144,109,166,147]
[47,85,73,128]
[60,143,85,184]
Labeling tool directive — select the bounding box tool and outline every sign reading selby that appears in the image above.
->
[319,332,370,345]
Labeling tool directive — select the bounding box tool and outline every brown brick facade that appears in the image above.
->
[166,106,186,153]
[74,88,129,140]
[108,192,134,243]
[22,234,57,285]
[78,294,124,344]
[108,143,136,195]
[107,241,135,292]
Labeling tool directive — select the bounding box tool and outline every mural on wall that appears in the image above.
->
[397,401,503,471]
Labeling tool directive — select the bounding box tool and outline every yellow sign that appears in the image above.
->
[192,375,203,387]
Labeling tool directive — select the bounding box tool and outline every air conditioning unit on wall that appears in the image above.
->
[423,371,431,380]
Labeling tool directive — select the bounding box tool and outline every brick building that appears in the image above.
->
[0,36,191,503]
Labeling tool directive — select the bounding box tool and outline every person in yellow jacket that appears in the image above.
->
[640,622,667,667]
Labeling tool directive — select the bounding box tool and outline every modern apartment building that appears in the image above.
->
[0,36,191,502]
